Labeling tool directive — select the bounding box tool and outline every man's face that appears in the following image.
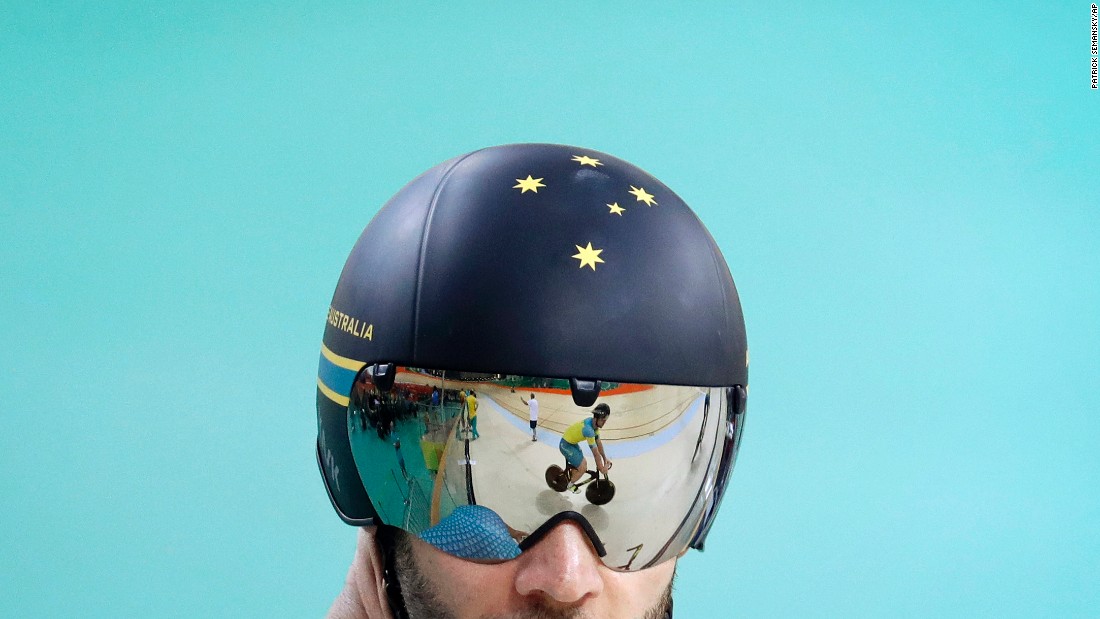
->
[396,521,674,619]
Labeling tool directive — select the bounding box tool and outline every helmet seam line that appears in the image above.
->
[412,149,486,360]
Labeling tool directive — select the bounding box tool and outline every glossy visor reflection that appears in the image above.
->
[346,367,741,571]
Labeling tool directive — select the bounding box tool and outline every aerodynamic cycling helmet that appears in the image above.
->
[316,143,748,615]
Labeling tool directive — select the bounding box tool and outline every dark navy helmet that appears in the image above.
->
[316,144,748,570]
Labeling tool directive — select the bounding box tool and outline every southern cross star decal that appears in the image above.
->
[513,175,546,193]
[509,154,671,273]
[572,243,605,270]
[572,155,603,167]
[628,185,657,206]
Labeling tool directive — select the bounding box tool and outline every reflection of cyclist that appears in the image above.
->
[559,403,612,491]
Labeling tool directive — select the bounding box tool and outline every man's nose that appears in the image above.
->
[513,520,605,605]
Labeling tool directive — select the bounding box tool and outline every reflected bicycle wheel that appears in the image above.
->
[544,465,570,492]
[586,478,615,505]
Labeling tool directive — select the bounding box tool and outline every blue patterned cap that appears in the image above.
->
[419,505,521,561]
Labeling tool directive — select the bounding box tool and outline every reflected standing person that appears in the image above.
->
[465,390,479,440]
[520,393,539,441]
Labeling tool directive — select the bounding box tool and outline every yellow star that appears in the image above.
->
[607,202,625,216]
[571,243,605,271]
[572,155,603,167]
[628,185,657,206]
[513,175,546,193]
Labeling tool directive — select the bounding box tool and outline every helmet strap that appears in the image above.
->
[374,524,410,619]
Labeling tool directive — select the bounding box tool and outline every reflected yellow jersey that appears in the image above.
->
[562,418,598,446]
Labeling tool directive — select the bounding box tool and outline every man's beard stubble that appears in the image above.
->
[392,531,673,619]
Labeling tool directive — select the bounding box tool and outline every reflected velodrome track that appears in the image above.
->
[437,382,726,569]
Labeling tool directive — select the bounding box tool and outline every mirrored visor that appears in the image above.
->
[344,366,746,571]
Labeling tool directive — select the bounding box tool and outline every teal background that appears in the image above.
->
[2,3,1097,617]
